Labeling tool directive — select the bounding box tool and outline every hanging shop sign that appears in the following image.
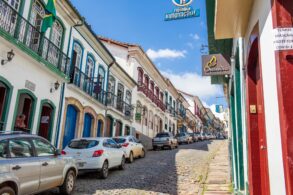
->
[135,113,141,121]
[165,0,200,21]
[273,28,293,51]
[202,54,231,76]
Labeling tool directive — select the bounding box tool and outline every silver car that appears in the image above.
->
[0,132,78,195]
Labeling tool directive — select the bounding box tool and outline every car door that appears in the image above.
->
[32,138,64,192]
[132,137,142,157]
[108,139,122,166]
[8,138,41,195]
[103,139,115,168]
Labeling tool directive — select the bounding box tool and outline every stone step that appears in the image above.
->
[204,192,231,195]
[206,185,231,191]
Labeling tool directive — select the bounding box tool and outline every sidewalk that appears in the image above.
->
[203,141,232,195]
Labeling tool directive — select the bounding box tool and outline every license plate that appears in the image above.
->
[78,162,85,167]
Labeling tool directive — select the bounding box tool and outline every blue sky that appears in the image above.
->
[70,0,226,108]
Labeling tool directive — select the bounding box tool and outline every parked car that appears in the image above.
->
[0,131,78,195]
[63,137,126,179]
[113,136,145,163]
[196,133,204,141]
[176,132,193,144]
[152,132,178,150]
[188,133,198,142]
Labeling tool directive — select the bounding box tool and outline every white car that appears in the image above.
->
[63,137,126,179]
[113,136,146,163]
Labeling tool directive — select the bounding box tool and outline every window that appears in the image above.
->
[144,106,148,126]
[9,139,33,158]
[144,75,149,88]
[155,87,159,97]
[51,21,63,48]
[98,66,105,91]
[125,90,132,105]
[149,111,153,129]
[150,81,154,93]
[0,140,8,158]
[138,68,143,85]
[107,139,118,148]
[108,76,116,94]
[69,140,99,149]
[72,43,83,68]
[85,56,95,79]
[117,83,124,111]
[32,138,55,157]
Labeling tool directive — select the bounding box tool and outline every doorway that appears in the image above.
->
[83,113,93,137]
[63,105,78,148]
[38,103,54,141]
[246,38,270,195]
[97,119,104,137]
[106,116,114,137]
[115,121,122,136]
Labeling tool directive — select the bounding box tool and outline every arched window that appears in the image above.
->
[29,0,45,51]
[108,76,116,94]
[84,55,95,94]
[117,83,124,112]
[51,21,64,49]
[125,90,132,117]
[144,75,149,89]
[71,42,83,85]
[155,87,159,97]
[137,67,143,85]
[150,81,154,94]
[98,66,105,90]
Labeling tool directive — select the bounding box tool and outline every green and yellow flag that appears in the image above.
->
[41,0,57,33]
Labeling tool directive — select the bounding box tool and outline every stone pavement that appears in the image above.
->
[202,140,232,195]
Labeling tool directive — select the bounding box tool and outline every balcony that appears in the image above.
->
[106,92,133,120]
[0,121,4,131]
[0,0,70,76]
[70,66,106,105]
[137,82,148,96]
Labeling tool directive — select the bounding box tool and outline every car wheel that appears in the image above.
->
[128,151,134,163]
[0,186,15,195]
[119,156,126,170]
[153,146,157,150]
[99,161,109,179]
[59,170,76,195]
[140,149,146,158]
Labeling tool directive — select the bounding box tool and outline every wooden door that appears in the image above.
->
[246,38,270,195]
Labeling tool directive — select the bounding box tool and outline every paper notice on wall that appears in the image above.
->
[41,116,50,124]
[273,28,293,51]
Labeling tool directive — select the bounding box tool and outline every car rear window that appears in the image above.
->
[113,138,126,144]
[156,133,169,137]
[176,133,185,137]
[68,140,99,149]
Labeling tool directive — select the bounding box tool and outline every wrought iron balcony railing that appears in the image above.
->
[0,0,70,75]
[106,92,133,119]
[70,66,107,105]
[0,121,4,131]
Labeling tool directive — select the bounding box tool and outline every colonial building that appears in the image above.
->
[0,0,73,144]
[206,0,293,194]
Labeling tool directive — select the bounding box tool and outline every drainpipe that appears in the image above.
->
[55,19,85,148]
[103,60,115,137]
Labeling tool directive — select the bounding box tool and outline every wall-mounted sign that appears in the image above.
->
[202,54,231,76]
[135,113,141,121]
[273,28,293,51]
[165,0,200,21]
[25,80,36,92]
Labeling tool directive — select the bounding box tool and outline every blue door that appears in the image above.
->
[97,120,103,137]
[83,113,92,137]
[63,105,78,148]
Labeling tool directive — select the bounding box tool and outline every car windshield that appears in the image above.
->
[156,133,169,138]
[176,133,185,137]
[113,138,126,144]
[68,140,99,149]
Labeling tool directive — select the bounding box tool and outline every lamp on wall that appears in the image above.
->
[1,50,15,65]
[50,81,60,93]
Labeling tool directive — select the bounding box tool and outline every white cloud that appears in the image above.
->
[190,33,200,40]
[186,42,194,49]
[161,71,222,100]
[146,49,187,60]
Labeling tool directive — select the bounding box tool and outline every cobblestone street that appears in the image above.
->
[56,140,227,195]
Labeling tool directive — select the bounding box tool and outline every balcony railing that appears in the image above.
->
[0,0,70,75]
[70,66,106,105]
[0,121,4,131]
[106,92,133,119]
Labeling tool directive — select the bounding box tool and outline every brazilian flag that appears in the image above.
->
[41,0,56,33]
